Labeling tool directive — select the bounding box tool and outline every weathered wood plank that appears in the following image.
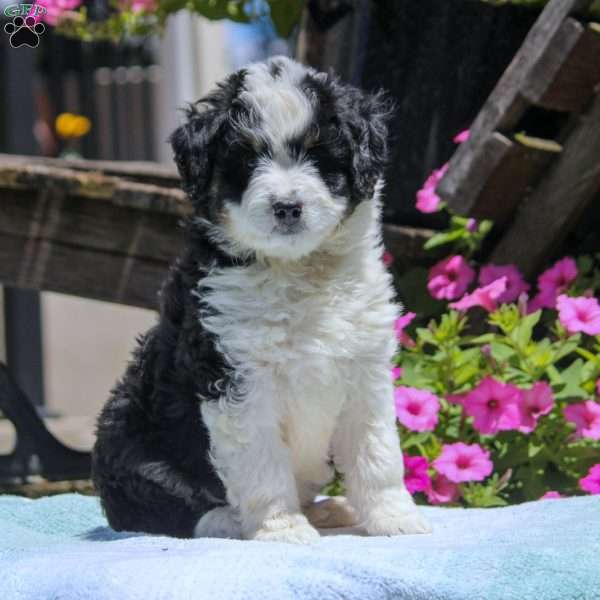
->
[490,91,600,277]
[0,154,180,188]
[0,159,189,216]
[520,17,586,112]
[438,132,561,224]
[382,224,434,263]
[0,232,169,310]
[0,188,184,263]
[533,21,600,112]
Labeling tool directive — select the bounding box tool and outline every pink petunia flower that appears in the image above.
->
[403,454,431,495]
[539,257,577,295]
[416,164,448,213]
[479,265,530,304]
[383,251,394,267]
[530,257,578,311]
[391,366,403,381]
[394,386,440,432]
[518,382,554,434]
[33,0,82,25]
[395,312,416,348]
[428,256,475,301]
[580,464,600,495]
[425,474,461,505]
[130,0,157,10]
[450,277,507,312]
[527,289,558,313]
[461,376,522,435]
[453,129,470,144]
[540,491,563,500]
[433,442,493,483]
[563,401,600,440]
[446,392,467,406]
[556,295,600,336]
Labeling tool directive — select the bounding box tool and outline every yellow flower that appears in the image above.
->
[55,113,92,139]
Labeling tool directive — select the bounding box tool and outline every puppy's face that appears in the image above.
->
[171,57,391,261]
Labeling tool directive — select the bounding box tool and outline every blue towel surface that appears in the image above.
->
[0,493,598,600]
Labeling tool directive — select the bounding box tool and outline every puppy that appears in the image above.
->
[92,56,431,543]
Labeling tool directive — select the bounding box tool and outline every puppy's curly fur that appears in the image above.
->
[92,57,430,542]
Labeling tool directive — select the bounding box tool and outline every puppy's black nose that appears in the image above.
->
[273,202,302,226]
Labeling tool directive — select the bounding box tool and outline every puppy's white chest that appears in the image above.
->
[199,264,359,373]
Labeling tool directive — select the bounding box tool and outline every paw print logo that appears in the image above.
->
[4,16,45,49]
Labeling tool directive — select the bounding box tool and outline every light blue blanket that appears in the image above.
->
[0,493,598,600]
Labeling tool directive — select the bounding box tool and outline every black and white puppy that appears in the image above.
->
[93,56,430,543]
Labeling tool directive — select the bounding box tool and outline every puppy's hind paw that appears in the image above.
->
[251,513,320,544]
[304,496,358,529]
[363,497,432,536]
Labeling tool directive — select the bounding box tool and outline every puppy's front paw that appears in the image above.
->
[251,513,320,544]
[362,492,432,536]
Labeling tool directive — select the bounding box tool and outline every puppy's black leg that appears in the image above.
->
[93,444,220,538]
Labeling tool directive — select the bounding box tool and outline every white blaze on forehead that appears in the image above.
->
[239,58,314,150]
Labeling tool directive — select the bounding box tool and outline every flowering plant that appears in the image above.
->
[29,0,302,41]
[390,130,600,507]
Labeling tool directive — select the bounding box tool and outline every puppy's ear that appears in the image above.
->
[170,70,247,209]
[170,107,223,207]
[346,90,394,201]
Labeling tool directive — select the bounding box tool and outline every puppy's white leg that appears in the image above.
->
[332,368,431,536]
[201,398,320,544]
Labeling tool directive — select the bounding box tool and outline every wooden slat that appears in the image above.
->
[0,159,189,216]
[382,224,434,263]
[520,17,586,112]
[533,21,600,112]
[437,132,562,225]
[0,232,170,310]
[490,92,600,277]
[0,188,183,263]
[0,154,180,187]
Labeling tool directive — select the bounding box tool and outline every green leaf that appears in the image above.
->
[416,328,437,346]
[188,0,249,21]
[546,364,564,387]
[423,229,465,250]
[490,341,517,362]
[528,339,553,369]
[576,347,600,365]
[400,431,432,450]
[398,362,436,390]
[478,220,494,236]
[554,359,588,400]
[468,333,495,345]
[268,0,304,38]
[510,310,541,349]
[552,338,580,363]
